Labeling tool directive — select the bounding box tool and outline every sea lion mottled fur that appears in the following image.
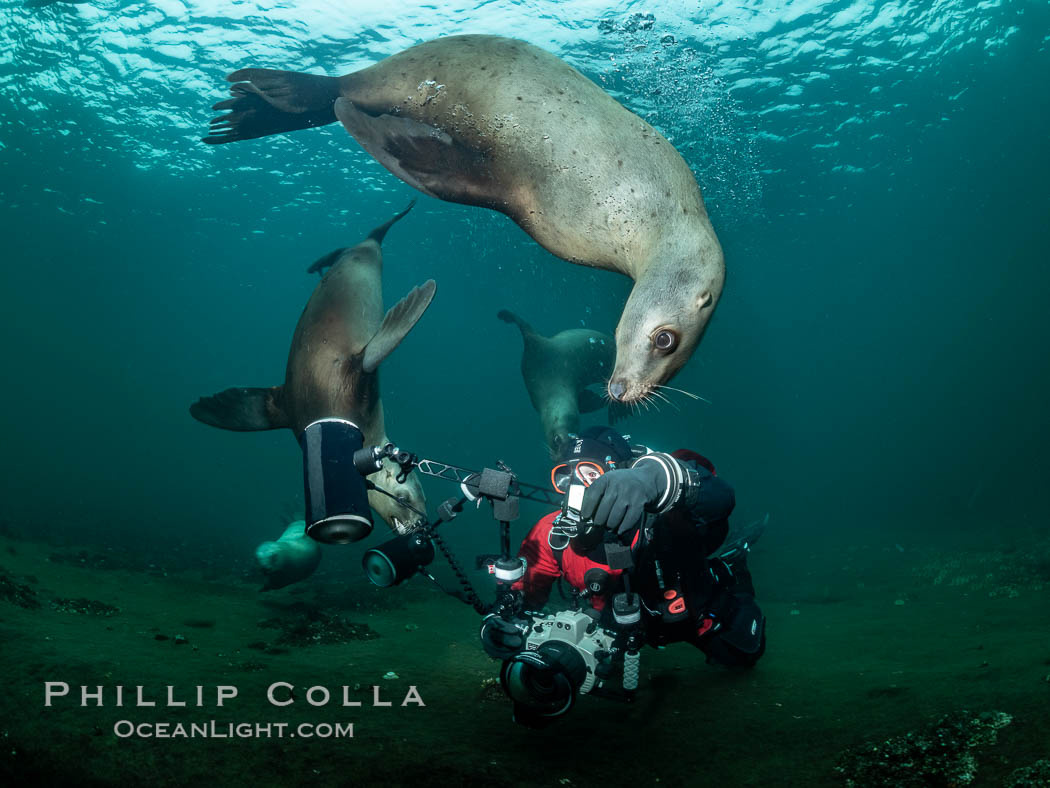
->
[203,34,724,404]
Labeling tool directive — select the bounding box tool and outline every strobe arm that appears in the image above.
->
[355,444,563,509]
[417,458,563,509]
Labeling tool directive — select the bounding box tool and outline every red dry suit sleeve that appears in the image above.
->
[511,511,562,609]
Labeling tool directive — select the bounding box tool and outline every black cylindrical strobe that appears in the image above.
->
[362,531,436,588]
[299,418,374,544]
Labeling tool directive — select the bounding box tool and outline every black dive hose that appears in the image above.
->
[427,527,486,614]
[367,482,487,614]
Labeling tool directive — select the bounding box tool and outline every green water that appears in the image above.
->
[1,1,1048,786]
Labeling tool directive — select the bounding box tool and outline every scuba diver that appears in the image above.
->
[275,415,763,728]
[479,425,765,726]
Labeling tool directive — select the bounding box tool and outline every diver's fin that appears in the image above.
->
[713,513,769,561]
[497,309,535,337]
[368,199,417,244]
[361,280,437,373]
[306,247,346,274]
[578,389,606,414]
[334,98,495,204]
[190,386,289,431]
[608,400,630,425]
[203,70,340,145]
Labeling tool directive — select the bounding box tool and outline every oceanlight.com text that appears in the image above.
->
[112,720,354,739]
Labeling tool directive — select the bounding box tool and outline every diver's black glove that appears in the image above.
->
[480,614,528,660]
[580,462,667,538]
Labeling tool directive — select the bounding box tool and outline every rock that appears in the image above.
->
[1005,759,1050,788]
[50,597,119,616]
[835,710,1012,787]
[258,609,379,647]
[0,567,40,609]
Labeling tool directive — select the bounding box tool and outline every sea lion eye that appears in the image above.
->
[653,329,678,353]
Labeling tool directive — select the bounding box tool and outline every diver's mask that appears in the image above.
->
[550,458,608,494]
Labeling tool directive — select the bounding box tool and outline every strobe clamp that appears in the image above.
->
[353,443,418,484]
[462,467,520,526]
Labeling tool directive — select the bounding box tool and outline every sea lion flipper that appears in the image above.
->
[203,71,340,145]
[497,309,534,337]
[361,280,437,374]
[190,386,289,431]
[368,199,416,245]
[578,389,607,414]
[307,248,346,275]
[334,98,493,203]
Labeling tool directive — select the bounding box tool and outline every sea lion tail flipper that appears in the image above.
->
[497,309,534,337]
[307,247,346,275]
[578,389,607,414]
[190,386,289,431]
[203,70,340,145]
[361,280,437,373]
[368,199,417,245]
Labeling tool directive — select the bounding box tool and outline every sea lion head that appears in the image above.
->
[367,458,428,533]
[255,541,298,591]
[543,410,578,460]
[606,262,723,403]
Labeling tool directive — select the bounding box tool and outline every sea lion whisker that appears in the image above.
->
[649,389,680,411]
[654,392,679,411]
[655,384,711,404]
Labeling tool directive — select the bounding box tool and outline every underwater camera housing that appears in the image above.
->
[500,608,631,727]
[299,419,375,544]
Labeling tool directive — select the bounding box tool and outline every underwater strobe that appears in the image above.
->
[362,530,435,588]
[299,419,374,544]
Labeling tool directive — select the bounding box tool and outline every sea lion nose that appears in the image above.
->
[608,380,627,401]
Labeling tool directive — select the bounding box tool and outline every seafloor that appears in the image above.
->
[1,520,1047,787]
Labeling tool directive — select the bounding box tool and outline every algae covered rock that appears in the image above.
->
[1005,759,1050,788]
[258,608,379,646]
[835,710,1012,787]
[0,566,39,608]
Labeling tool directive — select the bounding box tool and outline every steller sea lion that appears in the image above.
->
[203,34,724,405]
[498,309,614,458]
[255,520,322,591]
[190,202,434,534]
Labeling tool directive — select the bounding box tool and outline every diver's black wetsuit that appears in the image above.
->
[514,452,766,667]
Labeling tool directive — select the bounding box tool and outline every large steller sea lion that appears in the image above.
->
[190,202,434,533]
[203,34,724,406]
